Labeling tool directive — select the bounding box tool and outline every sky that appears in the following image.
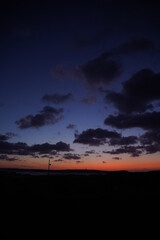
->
[1,0,160,171]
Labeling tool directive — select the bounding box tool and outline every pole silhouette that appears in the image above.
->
[48,159,51,175]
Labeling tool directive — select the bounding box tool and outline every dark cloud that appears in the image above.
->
[0,134,10,141]
[41,155,51,158]
[83,153,89,157]
[78,37,154,88]
[0,132,18,142]
[111,37,154,56]
[85,150,95,154]
[104,146,142,157]
[42,93,73,104]
[79,54,123,87]
[140,131,160,145]
[81,96,97,104]
[102,161,106,164]
[106,91,152,113]
[105,111,160,130]
[63,153,81,160]
[105,69,160,113]
[0,141,28,155]
[53,37,154,88]
[32,155,39,158]
[16,106,63,129]
[74,128,120,146]
[0,155,18,161]
[54,159,64,162]
[139,131,160,154]
[109,136,138,146]
[6,132,18,138]
[54,142,71,152]
[112,157,122,160]
[30,141,71,154]
[145,144,160,154]
[66,124,75,129]
[0,140,71,156]
[76,160,81,163]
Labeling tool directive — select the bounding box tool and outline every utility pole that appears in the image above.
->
[48,159,51,176]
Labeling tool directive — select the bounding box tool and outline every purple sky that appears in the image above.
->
[1,0,160,171]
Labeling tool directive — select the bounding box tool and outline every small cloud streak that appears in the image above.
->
[63,153,81,160]
[66,124,76,129]
[0,154,18,161]
[112,157,122,160]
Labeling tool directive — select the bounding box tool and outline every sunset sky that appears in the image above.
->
[1,0,160,171]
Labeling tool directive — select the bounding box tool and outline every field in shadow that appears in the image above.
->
[1,169,160,202]
[1,169,159,235]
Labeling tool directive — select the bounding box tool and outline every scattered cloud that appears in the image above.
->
[52,37,154,91]
[104,146,142,157]
[63,153,81,160]
[145,144,160,154]
[0,140,71,156]
[140,130,160,145]
[104,111,160,130]
[139,131,160,154]
[109,136,138,146]
[110,37,154,56]
[78,38,154,88]
[0,154,18,161]
[54,159,64,162]
[74,128,120,146]
[85,150,95,154]
[105,69,160,113]
[16,106,63,129]
[0,134,10,141]
[0,132,18,141]
[79,54,123,87]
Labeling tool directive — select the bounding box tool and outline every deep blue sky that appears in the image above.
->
[1,0,160,170]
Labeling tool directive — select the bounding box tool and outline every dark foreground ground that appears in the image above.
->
[1,169,160,228]
[1,169,160,202]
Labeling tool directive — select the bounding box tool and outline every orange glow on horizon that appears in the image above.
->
[1,155,160,172]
